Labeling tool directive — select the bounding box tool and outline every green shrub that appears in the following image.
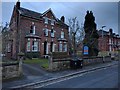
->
[25,52,40,59]
[51,52,69,59]
[18,52,25,56]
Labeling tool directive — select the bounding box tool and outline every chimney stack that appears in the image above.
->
[16,0,20,10]
[60,16,65,23]
[109,28,113,34]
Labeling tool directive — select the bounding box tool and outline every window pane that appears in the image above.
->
[45,17,48,24]
[44,29,48,36]
[7,43,11,52]
[33,26,35,34]
[61,31,64,38]
[30,29,33,34]
[27,42,30,51]
[32,41,38,52]
[51,29,54,37]
[63,44,67,52]
[51,20,54,25]
[59,43,62,52]
[30,25,35,34]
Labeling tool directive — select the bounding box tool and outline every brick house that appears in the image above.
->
[3,1,69,59]
[98,29,120,52]
[2,23,13,59]
[67,28,120,55]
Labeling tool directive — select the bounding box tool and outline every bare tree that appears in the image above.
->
[68,17,85,55]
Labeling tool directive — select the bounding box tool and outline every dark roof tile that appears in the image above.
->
[97,30,108,36]
[19,7,68,27]
[20,7,42,19]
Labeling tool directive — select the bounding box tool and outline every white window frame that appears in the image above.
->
[53,44,55,52]
[7,43,11,52]
[30,25,36,34]
[61,31,64,39]
[63,44,67,52]
[44,28,48,36]
[27,41,30,52]
[59,43,62,52]
[51,19,54,25]
[44,17,48,24]
[28,38,30,41]
[33,26,35,34]
[109,38,111,44]
[32,41,38,52]
[51,29,54,37]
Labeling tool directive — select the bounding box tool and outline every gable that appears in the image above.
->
[9,5,17,26]
[42,9,56,20]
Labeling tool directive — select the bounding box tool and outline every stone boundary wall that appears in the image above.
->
[83,56,111,66]
[49,54,111,71]
[48,52,71,71]
[49,56,70,71]
[2,61,22,80]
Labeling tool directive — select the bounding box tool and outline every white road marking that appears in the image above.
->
[36,64,118,88]
[11,63,118,88]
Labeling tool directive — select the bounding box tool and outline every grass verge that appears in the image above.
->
[23,58,49,69]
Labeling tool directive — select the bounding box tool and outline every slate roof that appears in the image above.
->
[98,30,119,37]
[56,18,68,28]
[97,30,109,36]
[19,7,68,27]
[19,7,42,19]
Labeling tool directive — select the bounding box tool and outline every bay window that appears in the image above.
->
[59,43,62,52]
[63,44,67,52]
[32,41,38,52]
[27,41,30,52]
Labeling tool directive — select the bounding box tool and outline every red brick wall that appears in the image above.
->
[98,35,120,52]
[9,9,69,58]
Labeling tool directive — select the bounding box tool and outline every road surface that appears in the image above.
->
[43,65,118,88]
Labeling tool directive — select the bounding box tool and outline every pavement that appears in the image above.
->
[2,60,118,89]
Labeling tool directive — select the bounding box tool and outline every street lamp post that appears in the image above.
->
[101,26,106,51]
[101,26,106,62]
[102,26,106,38]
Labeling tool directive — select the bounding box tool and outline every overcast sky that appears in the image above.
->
[1,2,119,34]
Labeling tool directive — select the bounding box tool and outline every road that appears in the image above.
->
[2,61,118,89]
[43,65,118,88]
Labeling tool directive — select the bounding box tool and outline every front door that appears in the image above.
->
[44,41,47,55]
[50,42,53,52]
